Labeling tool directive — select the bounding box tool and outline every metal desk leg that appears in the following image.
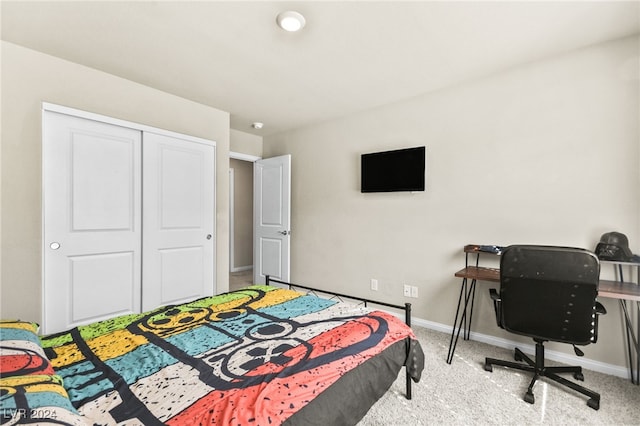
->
[619,299,639,385]
[446,277,477,364]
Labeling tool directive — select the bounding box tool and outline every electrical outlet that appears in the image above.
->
[370,278,379,291]
[411,286,419,298]
[403,285,411,297]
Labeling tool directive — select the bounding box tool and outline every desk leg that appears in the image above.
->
[446,277,477,364]
[629,302,640,385]
[619,299,639,385]
[466,278,478,340]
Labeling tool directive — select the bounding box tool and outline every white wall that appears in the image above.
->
[230,129,262,158]
[0,41,231,322]
[264,36,640,368]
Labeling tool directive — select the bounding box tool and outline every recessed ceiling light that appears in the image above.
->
[276,11,306,32]
[251,122,264,130]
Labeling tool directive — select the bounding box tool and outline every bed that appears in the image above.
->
[1,278,425,425]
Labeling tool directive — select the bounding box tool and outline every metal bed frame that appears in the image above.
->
[265,275,415,399]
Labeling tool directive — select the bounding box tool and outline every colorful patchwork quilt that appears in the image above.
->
[0,320,86,425]
[2,286,424,425]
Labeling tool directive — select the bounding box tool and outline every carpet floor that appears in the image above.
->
[359,326,640,425]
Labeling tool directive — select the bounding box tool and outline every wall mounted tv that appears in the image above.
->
[361,146,426,193]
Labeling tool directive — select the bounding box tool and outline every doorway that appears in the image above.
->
[229,155,256,290]
[228,152,291,290]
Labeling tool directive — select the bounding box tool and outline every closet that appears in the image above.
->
[42,104,216,334]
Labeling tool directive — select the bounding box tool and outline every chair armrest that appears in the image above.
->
[489,288,502,328]
[591,301,607,343]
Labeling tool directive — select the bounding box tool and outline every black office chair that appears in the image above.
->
[484,245,606,410]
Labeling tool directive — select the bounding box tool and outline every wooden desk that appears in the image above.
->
[451,273,640,301]
[598,280,640,302]
[455,267,640,301]
[454,266,500,283]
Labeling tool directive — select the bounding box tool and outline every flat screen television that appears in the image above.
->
[361,146,425,193]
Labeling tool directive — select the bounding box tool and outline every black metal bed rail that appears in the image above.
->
[265,275,412,326]
[265,275,414,399]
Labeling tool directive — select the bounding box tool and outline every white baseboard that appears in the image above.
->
[410,316,630,379]
[231,266,253,273]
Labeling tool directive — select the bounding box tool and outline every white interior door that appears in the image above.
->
[142,132,216,310]
[253,155,291,284]
[43,112,141,334]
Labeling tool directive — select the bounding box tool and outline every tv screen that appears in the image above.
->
[361,146,425,193]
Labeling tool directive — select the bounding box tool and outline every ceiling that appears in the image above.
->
[2,1,639,136]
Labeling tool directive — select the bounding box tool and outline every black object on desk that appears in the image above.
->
[478,245,504,254]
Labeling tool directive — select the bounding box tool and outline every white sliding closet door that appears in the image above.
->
[43,112,142,334]
[142,132,216,311]
[43,105,217,334]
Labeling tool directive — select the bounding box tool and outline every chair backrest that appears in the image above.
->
[499,245,600,345]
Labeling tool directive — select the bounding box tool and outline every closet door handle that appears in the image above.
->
[50,242,61,250]
[206,234,212,240]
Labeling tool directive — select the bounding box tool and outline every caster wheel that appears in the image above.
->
[587,398,600,410]
[484,364,493,372]
[574,372,584,381]
[524,392,535,404]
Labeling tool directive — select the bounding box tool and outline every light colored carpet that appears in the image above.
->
[230,270,254,291]
[359,326,640,425]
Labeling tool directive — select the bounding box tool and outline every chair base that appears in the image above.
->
[484,342,600,410]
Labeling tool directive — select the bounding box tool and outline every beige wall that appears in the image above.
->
[264,36,640,369]
[0,41,231,322]
[230,128,262,158]
[230,158,254,270]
